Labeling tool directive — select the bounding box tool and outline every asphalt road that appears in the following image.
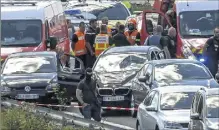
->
[65,102,137,129]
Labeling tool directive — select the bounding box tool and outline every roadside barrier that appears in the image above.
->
[17,101,138,111]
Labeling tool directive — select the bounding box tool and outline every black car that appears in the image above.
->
[131,59,219,117]
[1,51,85,103]
[92,46,166,113]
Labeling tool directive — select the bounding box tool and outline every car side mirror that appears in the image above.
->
[190,113,200,120]
[46,36,58,49]
[138,76,147,82]
[145,106,157,112]
[215,73,219,81]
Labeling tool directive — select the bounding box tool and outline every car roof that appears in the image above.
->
[8,51,57,58]
[154,85,206,94]
[104,46,155,54]
[206,88,219,96]
[148,59,201,65]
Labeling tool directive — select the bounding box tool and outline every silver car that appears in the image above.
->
[136,85,206,130]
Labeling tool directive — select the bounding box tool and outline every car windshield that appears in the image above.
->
[1,20,42,47]
[93,53,147,73]
[155,63,211,83]
[206,95,219,118]
[160,92,195,110]
[179,10,219,38]
[2,56,56,75]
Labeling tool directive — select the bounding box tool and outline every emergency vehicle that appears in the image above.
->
[140,0,219,60]
[1,1,70,63]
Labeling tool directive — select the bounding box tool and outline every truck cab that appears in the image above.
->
[141,0,219,60]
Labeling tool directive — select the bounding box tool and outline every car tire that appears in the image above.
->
[130,94,137,117]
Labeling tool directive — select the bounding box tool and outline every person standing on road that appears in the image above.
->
[76,68,101,122]
[202,27,219,77]
[94,24,112,56]
[85,19,98,68]
[112,24,131,47]
[144,25,163,49]
[124,18,141,45]
[72,22,87,68]
[101,17,112,36]
[160,27,176,58]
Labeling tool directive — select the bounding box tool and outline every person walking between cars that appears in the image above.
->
[76,68,101,122]
[124,18,141,45]
[144,25,163,49]
[94,24,112,57]
[112,24,131,47]
[72,22,87,68]
[202,27,219,77]
[85,19,98,68]
[160,27,176,58]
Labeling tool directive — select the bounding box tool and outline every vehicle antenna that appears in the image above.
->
[186,0,189,6]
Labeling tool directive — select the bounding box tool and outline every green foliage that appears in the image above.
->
[53,85,69,111]
[1,107,85,130]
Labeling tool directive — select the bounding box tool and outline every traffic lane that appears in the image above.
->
[65,103,137,129]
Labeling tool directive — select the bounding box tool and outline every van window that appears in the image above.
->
[1,20,42,47]
[179,10,219,37]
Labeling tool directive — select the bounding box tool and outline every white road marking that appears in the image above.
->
[64,111,135,130]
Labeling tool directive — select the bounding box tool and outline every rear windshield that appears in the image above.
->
[1,20,42,47]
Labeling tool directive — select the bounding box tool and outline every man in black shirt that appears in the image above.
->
[76,68,101,121]
[203,27,219,77]
[112,24,131,46]
[85,19,98,68]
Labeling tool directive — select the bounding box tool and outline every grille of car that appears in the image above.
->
[14,86,46,90]
[98,88,113,96]
[180,123,189,128]
[114,88,130,95]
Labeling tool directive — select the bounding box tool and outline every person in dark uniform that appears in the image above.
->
[112,24,131,46]
[85,19,98,68]
[202,27,219,77]
[76,68,101,122]
[112,22,121,36]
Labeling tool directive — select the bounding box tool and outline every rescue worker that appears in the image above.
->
[76,68,101,122]
[166,9,177,28]
[94,24,112,56]
[144,25,163,49]
[72,22,87,68]
[202,27,219,77]
[85,19,98,68]
[160,27,176,58]
[112,24,130,47]
[112,22,121,36]
[101,17,112,36]
[124,18,141,45]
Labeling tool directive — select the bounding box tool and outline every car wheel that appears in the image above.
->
[130,94,137,117]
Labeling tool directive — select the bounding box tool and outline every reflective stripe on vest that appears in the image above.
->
[125,30,139,45]
[74,31,86,56]
[95,34,109,56]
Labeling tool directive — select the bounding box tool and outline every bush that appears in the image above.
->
[1,107,83,130]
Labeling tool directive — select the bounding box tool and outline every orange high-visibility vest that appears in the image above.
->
[94,34,109,56]
[107,26,111,36]
[124,30,139,45]
[74,31,87,56]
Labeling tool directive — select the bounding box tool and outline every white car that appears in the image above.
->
[136,85,206,130]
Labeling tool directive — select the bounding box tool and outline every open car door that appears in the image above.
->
[141,10,172,44]
[57,54,85,101]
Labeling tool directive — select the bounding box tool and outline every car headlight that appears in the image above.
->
[1,81,11,96]
[46,75,58,92]
[163,121,183,129]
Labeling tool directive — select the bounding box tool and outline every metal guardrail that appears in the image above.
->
[1,99,134,130]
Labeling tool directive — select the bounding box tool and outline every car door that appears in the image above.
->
[132,64,149,105]
[57,54,85,100]
[141,10,172,44]
[139,90,156,129]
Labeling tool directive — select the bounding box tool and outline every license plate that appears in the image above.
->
[103,96,124,101]
[17,94,39,99]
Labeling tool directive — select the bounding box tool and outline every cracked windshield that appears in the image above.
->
[2,0,219,130]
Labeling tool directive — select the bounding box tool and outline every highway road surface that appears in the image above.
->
[65,102,137,129]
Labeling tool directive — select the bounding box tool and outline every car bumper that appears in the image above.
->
[163,128,188,130]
